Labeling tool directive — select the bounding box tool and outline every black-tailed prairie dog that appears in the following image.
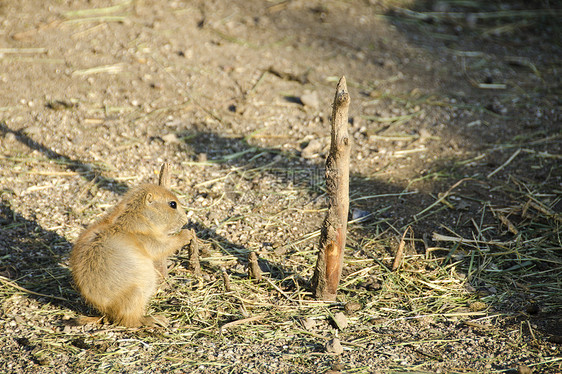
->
[70,164,194,327]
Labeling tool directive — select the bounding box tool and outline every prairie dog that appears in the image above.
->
[70,164,194,327]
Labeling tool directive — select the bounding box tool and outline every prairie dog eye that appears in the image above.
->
[168,201,177,209]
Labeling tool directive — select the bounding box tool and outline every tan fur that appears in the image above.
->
[70,183,193,327]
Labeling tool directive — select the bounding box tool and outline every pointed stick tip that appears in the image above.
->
[337,76,347,89]
[158,162,172,188]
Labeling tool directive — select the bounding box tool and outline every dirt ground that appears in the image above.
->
[0,0,561,373]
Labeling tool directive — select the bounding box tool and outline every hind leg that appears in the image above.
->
[106,285,150,328]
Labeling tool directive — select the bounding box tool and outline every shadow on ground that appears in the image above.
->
[0,202,77,312]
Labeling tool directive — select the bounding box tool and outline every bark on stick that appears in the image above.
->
[311,76,351,301]
[186,234,201,276]
[392,226,411,272]
[248,251,263,281]
[155,162,172,279]
[220,267,232,292]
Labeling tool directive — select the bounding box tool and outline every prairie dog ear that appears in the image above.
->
[158,163,171,189]
[145,192,154,205]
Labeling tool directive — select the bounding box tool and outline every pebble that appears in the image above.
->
[351,208,371,222]
[162,133,180,143]
[344,301,362,314]
[332,312,348,330]
[4,132,17,142]
[331,362,344,371]
[418,128,431,142]
[325,338,344,355]
[358,276,382,291]
[469,301,487,312]
[301,139,322,159]
[300,91,320,109]
[302,317,316,330]
[22,125,41,135]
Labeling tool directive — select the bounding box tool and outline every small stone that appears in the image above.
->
[332,312,348,330]
[331,362,344,371]
[464,283,476,293]
[45,100,78,110]
[301,139,322,159]
[197,153,207,162]
[35,355,51,366]
[525,302,540,315]
[455,200,471,211]
[302,317,316,330]
[325,338,344,355]
[344,301,362,314]
[71,337,90,350]
[517,365,532,374]
[469,301,487,312]
[418,128,431,142]
[4,132,17,142]
[300,91,319,109]
[22,125,41,135]
[162,133,179,143]
[358,276,382,292]
[351,208,371,222]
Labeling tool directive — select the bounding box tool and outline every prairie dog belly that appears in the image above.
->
[78,236,158,310]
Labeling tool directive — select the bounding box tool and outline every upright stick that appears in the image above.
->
[311,76,351,301]
[155,162,172,279]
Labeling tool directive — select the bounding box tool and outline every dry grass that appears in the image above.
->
[2,146,560,372]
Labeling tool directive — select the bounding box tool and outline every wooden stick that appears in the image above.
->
[220,314,265,332]
[248,251,263,281]
[155,162,172,279]
[311,76,351,301]
[186,234,201,276]
[392,226,412,271]
[220,267,232,292]
[158,162,171,189]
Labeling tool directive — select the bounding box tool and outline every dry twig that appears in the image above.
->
[311,76,351,301]
[248,251,263,281]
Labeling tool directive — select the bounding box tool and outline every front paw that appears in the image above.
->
[178,228,196,245]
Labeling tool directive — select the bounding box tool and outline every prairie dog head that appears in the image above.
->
[142,185,187,234]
